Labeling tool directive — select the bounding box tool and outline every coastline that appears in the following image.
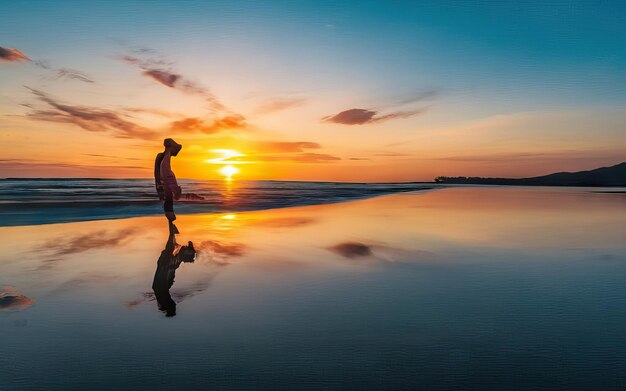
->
[3,182,625,228]
[0,179,436,227]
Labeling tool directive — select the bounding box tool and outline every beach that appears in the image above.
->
[0,179,433,226]
[2,187,626,390]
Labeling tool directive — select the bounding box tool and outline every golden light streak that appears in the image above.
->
[206,149,246,164]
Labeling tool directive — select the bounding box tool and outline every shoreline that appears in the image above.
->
[0,186,436,228]
[2,184,624,228]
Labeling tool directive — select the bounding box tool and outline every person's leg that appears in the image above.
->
[163,188,176,221]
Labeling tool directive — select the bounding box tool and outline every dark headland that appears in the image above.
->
[435,162,626,187]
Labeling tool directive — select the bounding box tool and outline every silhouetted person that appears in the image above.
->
[155,138,183,222]
[152,221,196,317]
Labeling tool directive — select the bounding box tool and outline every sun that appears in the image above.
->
[219,165,239,180]
[206,149,246,179]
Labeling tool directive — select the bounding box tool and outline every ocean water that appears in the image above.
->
[1,187,626,390]
[0,178,432,226]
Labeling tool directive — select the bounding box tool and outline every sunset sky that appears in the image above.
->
[1,1,625,181]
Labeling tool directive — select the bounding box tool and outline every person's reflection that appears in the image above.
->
[152,221,196,317]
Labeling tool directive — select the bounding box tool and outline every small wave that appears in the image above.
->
[0,179,434,226]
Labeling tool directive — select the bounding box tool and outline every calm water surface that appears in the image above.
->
[1,187,626,390]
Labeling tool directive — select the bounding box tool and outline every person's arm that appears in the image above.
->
[154,152,164,200]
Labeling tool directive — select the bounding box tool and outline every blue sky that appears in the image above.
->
[1,1,625,180]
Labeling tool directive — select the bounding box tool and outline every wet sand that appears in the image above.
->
[1,187,626,390]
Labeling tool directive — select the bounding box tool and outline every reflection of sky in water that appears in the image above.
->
[1,188,626,389]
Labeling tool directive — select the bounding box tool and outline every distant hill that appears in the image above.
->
[435,162,626,187]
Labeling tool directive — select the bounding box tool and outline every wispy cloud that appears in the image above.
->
[116,53,225,111]
[52,272,120,293]
[289,152,341,163]
[56,68,94,83]
[323,107,428,125]
[143,69,179,87]
[25,88,157,139]
[254,152,341,163]
[40,228,139,258]
[323,108,376,125]
[33,60,94,83]
[323,88,437,125]
[122,107,181,118]
[0,158,143,170]
[432,150,626,164]
[197,239,247,265]
[0,46,30,62]
[396,89,440,105]
[169,115,246,134]
[198,240,246,257]
[82,153,144,161]
[32,227,138,270]
[373,152,411,157]
[115,49,254,136]
[0,158,146,178]
[251,141,321,153]
[255,96,308,114]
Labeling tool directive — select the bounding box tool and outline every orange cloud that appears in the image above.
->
[226,140,340,163]
[250,141,321,153]
[169,115,246,134]
[123,107,181,118]
[0,46,30,62]
[292,153,341,163]
[251,153,340,163]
